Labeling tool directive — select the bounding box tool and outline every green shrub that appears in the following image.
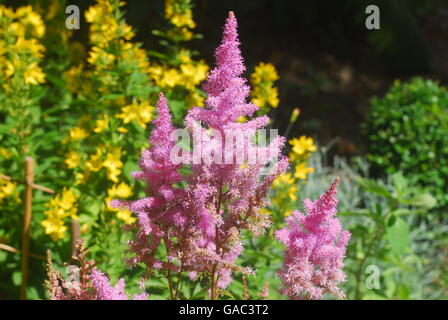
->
[364,77,448,208]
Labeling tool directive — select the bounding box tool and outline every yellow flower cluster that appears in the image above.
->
[0,147,11,159]
[271,173,297,217]
[250,62,280,112]
[68,145,124,185]
[49,1,155,242]
[105,182,136,224]
[116,99,154,129]
[85,0,147,77]
[270,136,316,218]
[83,0,155,129]
[147,50,208,107]
[165,0,196,41]
[0,178,17,204]
[64,64,91,95]
[41,188,78,241]
[0,5,45,91]
[289,136,316,174]
[85,0,134,46]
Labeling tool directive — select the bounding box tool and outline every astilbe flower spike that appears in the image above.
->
[111,92,189,274]
[184,11,288,295]
[46,241,147,300]
[112,12,288,299]
[275,177,351,300]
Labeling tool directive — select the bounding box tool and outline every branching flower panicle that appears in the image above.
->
[275,178,351,300]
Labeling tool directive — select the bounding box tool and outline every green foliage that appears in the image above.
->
[364,77,448,209]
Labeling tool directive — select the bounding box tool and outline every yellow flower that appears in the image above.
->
[294,162,314,180]
[267,87,279,108]
[105,182,135,224]
[180,62,208,89]
[59,189,78,213]
[7,22,25,38]
[116,100,154,128]
[64,65,84,93]
[103,149,123,182]
[0,5,15,19]
[94,114,109,133]
[165,0,195,28]
[250,63,280,110]
[162,68,181,88]
[65,151,81,169]
[14,38,44,58]
[85,150,103,172]
[41,188,78,241]
[251,86,279,109]
[289,136,316,162]
[116,208,136,224]
[251,62,279,84]
[178,49,191,64]
[0,147,11,159]
[24,62,45,84]
[85,4,102,22]
[259,208,271,215]
[0,179,17,202]
[287,185,298,202]
[170,12,195,28]
[4,60,16,78]
[87,46,116,66]
[272,173,295,189]
[21,11,45,38]
[186,91,205,108]
[75,169,91,185]
[69,127,88,141]
[107,182,133,198]
[237,116,247,123]
[41,217,67,241]
[272,173,298,203]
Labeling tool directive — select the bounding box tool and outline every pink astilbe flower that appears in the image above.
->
[91,269,147,300]
[111,92,190,273]
[183,11,287,293]
[111,12,288,299]
[46,241,147,300]
[275,178,351,300]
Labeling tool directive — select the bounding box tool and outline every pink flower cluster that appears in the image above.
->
[46,242,147,300]
[91,269,147,300]
[275,178,351,300]
[111,12,288,297]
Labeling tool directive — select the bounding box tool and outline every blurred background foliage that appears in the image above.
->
[0,0,447,300]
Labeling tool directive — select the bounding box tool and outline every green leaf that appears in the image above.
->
[390,208,423,216]
[401,193,437,209]
[386,217,410,256]
[356,176,391,199]
[339,209,372,216]
[391,172,407,197]
[98,94,125,102]
[12,271,21,286]
[126,71,151,98]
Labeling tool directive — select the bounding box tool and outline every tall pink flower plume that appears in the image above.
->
[275,178,351,300]
[184,11,288,290]
[111,92,189,272]
[111,12,288,297]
